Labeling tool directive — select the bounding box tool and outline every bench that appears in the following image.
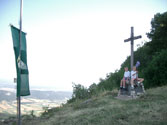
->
[118,79,145,97]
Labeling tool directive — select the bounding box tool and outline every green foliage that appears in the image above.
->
[88,83,98,96]
[147,12,167,54]
[41,107,61,118]
[41,106,50,117]
[42,106,49,113]
[72,83,90,99]
[98,71,121,91]
[30,110,35,118]
[134,43,152,77]
[68,83,90,103]
[144,49,167,88]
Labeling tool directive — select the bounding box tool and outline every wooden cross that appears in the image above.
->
[124,27,142,71]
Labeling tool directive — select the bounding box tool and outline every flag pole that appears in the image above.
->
[18,0,23,125]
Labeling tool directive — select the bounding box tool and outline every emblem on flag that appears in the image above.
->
[17,56,27,69]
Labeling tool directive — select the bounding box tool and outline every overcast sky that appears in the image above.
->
[0,0,166,91]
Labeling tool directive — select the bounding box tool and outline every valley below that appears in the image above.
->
[0,86,72,120]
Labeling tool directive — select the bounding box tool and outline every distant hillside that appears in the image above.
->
[0,87,72,120]
[28,90,72,101]
[1,85,167,125]
[0,90,16,102]
[0,89,72,102]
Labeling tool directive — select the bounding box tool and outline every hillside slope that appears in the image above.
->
[5,85,165,125]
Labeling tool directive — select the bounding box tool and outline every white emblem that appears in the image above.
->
[17,56,27,69]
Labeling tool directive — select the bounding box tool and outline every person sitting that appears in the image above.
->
[131,66,144,89]
[120,67,130,89]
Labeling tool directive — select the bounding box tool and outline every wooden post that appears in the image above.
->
[124,27,142,71]
[130,27,134,71]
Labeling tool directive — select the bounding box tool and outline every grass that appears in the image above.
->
[2,86,167,125]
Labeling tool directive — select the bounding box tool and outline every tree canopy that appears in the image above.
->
[147,12,167,54]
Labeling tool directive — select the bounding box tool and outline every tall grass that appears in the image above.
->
[16,85,167,125]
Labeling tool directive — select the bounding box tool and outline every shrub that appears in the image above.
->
[68,83,90,103]
[88,83,98,96]
[97,71,121,91]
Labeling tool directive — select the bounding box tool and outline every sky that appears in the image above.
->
[0,0,166,91]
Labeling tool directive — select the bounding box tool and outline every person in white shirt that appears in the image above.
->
[120,67,130,89]
[131,66,144,88]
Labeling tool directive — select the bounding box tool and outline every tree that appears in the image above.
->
[144,49,167,88]
[71,83,89,99]
[146,12,167,55]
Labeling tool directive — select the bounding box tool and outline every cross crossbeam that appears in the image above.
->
[124,36,142,42]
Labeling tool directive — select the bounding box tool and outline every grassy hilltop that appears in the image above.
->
[2,85,166,125]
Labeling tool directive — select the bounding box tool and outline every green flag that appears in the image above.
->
[11,25,30,97]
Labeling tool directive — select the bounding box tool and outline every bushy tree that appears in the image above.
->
[97,70,121,91]
[147,12,167,55]
[88,83,98,95]
[71,83,90,99]
[144,49,167,88]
